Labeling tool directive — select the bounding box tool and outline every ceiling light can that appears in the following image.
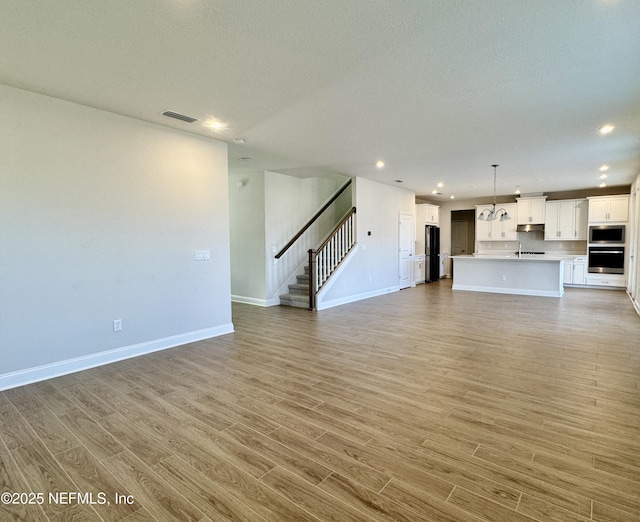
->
[599,124,615,135]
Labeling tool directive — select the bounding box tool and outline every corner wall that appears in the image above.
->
[264,172,348,303]
[318,177,415,309]
[0,84,233,389]
[229,169,267,303]
[630,173,640,314]
[228,170,348,305]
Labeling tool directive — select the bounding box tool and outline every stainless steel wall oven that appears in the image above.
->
[588,246,625,274]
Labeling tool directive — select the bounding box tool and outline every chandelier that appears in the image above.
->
[477,164,512,222]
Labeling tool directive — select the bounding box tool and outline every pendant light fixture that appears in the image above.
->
[477,164,512,222]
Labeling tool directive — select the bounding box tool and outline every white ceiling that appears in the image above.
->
[2,0,639,201]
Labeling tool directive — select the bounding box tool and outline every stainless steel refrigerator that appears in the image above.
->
[425,225,440,283]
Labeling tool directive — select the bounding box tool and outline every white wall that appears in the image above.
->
[630,173,640,314]
[264,172,348,303]
[229,169,266,302]
[437,197,499,276]
[318,177,415,309]
[0,85,233,389]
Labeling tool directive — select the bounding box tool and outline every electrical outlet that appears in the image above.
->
[501,275,506,281]
[194,250,211,260]
[113,319,122,332]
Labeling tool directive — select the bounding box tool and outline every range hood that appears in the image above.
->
[517,224,545,233]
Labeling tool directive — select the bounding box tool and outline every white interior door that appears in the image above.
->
[399,212,413,289]
[451,220,468,255]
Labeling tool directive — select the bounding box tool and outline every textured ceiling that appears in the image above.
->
[2,0,639,200]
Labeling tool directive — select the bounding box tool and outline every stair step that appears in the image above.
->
[280,266,311,308]
[287,283,309,295]
[279,293,309,308]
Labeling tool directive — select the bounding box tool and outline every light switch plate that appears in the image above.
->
[194,250,211,260]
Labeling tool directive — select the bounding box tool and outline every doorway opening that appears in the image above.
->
[451,210,476,257]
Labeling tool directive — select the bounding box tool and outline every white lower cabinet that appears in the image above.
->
[563,261,573,285]
[564,257,587,286]
[573,258,586,285]
[414,255,426,284]
[586,274,626,288]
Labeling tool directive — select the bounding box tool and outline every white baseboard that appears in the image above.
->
[317,286,400,310]
[452,284,563,298]
[231,295,278,307]
[629,292,640,317]
[0,324,234,391]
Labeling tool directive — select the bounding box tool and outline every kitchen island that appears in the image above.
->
[451,255,564,297]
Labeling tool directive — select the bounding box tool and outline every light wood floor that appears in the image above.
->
[1,281,640,521]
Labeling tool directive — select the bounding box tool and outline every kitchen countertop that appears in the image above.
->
[469,253,586,260]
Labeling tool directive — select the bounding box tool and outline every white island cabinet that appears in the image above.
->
[452,256,564,297]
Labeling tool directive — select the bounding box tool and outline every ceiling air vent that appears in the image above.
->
[162,110,198,123]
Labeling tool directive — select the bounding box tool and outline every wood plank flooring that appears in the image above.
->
[1,281,639,521]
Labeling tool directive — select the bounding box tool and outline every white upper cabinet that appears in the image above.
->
[575,199,588,239]
[476,205,493,240]
[587,195,629,223]
[517,197,546,224]
[499,203,518,240]
[545,199,588,240]
[476,203,517,240]
[417,203,439,225]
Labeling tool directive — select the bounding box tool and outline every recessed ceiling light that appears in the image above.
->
[450,195,455,199]
[514,189,521,194]
[393,179,403,183]
[233,138,246,145]
[599,182,607,188]
[437,182,444,188]
[239,157,252,161]
[431,189,438,194]
[599,164,609,172]
[599,173,608,179]
[599,124,615,135]
[204,120,227,131]
[376,160,385,168]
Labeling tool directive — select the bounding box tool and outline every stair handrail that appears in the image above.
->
[314,207,357,253]
[308,206,357,310]
[275,178,352,259]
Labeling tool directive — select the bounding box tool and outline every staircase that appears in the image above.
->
[278,206,356,310]
[279,266,311,308]
[274,177,356,311]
